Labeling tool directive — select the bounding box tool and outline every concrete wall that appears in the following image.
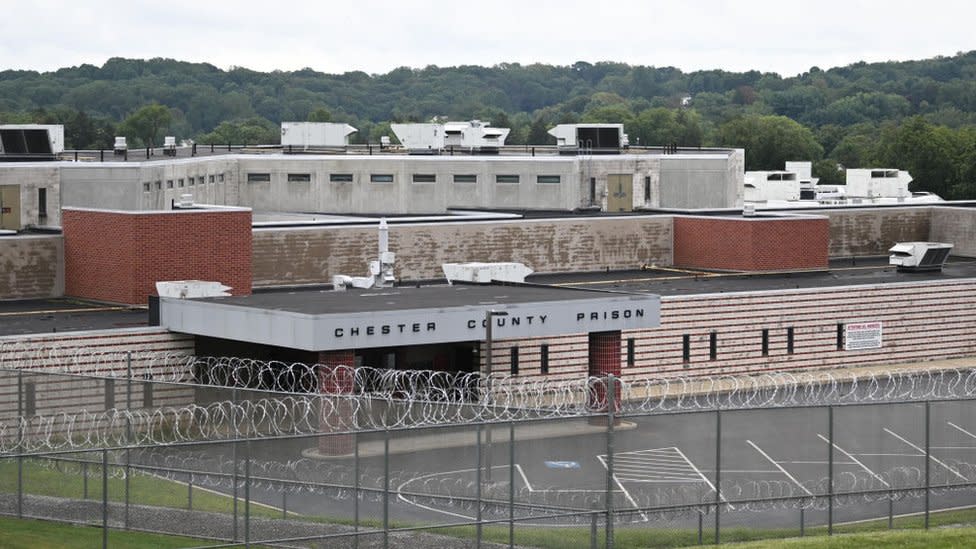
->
[0,164,61,227]
[63,207,252,304]
[673,214,830,271]
[658,153,744,209]
[252,216,674,286]
[816,206,932,257]
[930,206,976,257]
[0,234,63,299]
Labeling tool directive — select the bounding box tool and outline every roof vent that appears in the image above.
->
[178,194,194,208]
[442,262,534,284]
[743,203,756,217]
[888,242,953,272]
[155,280,232,299]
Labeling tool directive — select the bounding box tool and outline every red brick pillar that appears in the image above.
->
[318,350,356,456]
[588,331,622,424]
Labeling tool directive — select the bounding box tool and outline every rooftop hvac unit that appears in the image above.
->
[442,262,534,284]
[155,280,232,299]
[114,136,127,155]
[163,136,177,156]
[888,242,953,272]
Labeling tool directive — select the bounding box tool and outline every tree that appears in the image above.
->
[718,115,823,170]
[119,103,172,147]
[307,107,332,122]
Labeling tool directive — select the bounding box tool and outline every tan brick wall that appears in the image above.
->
[252,216,674,286]
[63,208,252,304]
[0,234,63,299]
[930,206,976,257]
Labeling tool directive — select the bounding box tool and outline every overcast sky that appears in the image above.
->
[2,0,974,77]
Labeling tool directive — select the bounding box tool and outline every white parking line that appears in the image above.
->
[596,454,648,521]
[948,421,976,440]
[816,434,890,487]
[883,428,968,482]
[746,440,813,496]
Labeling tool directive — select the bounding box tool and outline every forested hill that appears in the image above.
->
[4,53,976,197]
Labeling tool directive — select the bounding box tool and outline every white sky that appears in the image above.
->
[2,0,975,77]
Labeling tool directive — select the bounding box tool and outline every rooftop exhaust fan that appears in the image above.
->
[888,242,953,272]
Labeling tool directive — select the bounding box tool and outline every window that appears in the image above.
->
[188,177,194,186]
[510,346,519,375]
[37,187,47,217]
[198,176,205,185]
[142,183,150,193]
[761,329,769,356]
[454,174,477,183]
[209,175,215,183]
[787,327,795,355]
[412,174,436,183]
[837,323,844,350]
[537,175,561,184]
[166,180,174,189]
[709,331,718,360]
[155,180,162,190]
[288,173,311,183]
[682,334,691,365]
[178,178,184,187]
[540,344,549,374]
[104,378,115,411]
[247,173,271,183]
[495,174,520,184]
[330,173,353,183]
[644,176,651,201]
[218,173,225,183]
[589,177,597,203]
[370,174,394,183]
[627,338,635,366]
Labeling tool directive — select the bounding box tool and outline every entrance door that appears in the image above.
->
[606,174,632,212]
[0,185,20,230]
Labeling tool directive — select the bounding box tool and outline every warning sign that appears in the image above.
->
[845,321,883,351]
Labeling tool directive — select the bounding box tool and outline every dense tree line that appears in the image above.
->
[4,53,976,197]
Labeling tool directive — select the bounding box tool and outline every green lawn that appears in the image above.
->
[724,527,976,548]
[0,515,210,549]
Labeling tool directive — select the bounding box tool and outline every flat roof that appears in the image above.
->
[529,256,976,296]
[0,299,147,336]
[195,283,635,314]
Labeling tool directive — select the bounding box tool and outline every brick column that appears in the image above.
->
[588,331,622,424]
[318,350,356,456]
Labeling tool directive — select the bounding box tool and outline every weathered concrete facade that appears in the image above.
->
[0,165,60,228]
[252,216,674,286]
[821,207,933,257]
[930,206,976,257]
[0,234,63,299]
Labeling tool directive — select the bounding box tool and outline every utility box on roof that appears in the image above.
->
[888,242,953,272]
[281,122,357,148]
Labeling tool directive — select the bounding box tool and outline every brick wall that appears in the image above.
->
[483,279,976,383]
[673,215,829,271]
[252,216,674,286]
[63,207,252,304]
[0,234,63,299]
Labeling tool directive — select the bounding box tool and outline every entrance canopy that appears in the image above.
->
[160,284,660,351]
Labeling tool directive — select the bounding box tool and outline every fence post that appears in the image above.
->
[800,507,805,537]
[188,472,193,510]
[232,388,239,542]
[828,405,834,536]
[605,374,615,549]
[125,351,132,529]
[591,501,599,549]
[509,420,515,548]
[245,439,251,547]
[17,370,23,519]
[715,407,721,545]
[282,490,287,519]
[384,428,390,549]
[354,431,360,549]
[102,449,109,549]
[925,400,930,529]
[476,422,483,549]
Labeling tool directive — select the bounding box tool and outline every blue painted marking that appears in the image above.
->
[545,460,581,470]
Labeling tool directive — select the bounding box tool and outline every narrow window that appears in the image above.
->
[155,180,162,190]
[453,174,477,183]
[836,323,844,350]
[540,344,549,374]
[198,176,205,185]
[589,177,597,203]
[787,327,795,355]
[218,173,225,182]
[761,329,769,356]
[370,173,394,183]
[246,173,270,183]
[510,346,519,375]
[627,338,635,366]
[288,173,311,182]
[178,178,185,187]
[412,174,436,183]
[24,382,36,416]
[496,174,520,184]
[166,179,174,189]
[187,177,194,186]
[682,334,691,365]
[330,173,353,183]
[537,175,561,184]
[142,183,150,193]
[209,174,215,183]
[709,331,717,360]
[104,378,115,411]
[644,175,651,201]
